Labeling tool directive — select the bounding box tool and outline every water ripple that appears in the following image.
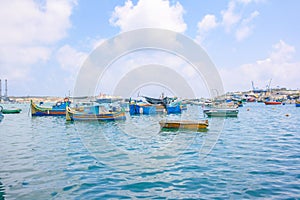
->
[0,103,299,199]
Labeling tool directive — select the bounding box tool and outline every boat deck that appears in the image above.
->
[159,120,209,131]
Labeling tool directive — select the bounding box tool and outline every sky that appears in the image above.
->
[0,0,299,97]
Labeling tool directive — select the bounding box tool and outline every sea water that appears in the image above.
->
[0,103,299,199]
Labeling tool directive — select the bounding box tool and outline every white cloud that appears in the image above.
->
[236,0,266,4]
[220,40,300,91]
[270,40,295,63]
[235,10,259,41]
[197,0,260,43]
[0,0,77,46]
[221,1,241,33]
[109,0,187,33]
[196,14,218,44]
[0,0,77,82]
[198,14,218,32]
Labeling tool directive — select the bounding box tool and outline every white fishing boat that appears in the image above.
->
[203,103,239,117]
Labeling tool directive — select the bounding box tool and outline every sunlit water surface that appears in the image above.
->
[0,103,299,199]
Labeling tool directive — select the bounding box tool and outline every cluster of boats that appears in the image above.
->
[1,95,299,130]
[27,95,245,131]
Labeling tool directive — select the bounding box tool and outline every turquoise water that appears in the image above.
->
[0,103,299,199]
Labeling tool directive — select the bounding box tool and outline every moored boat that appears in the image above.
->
[159,120,209,131]
[142,96,165,104]
[31,98,71,116]
[296,100,300,107]
[203,108,239,117]
[166,99,182,114]
[2,107,22,114]
[129,103,160,115]
[66,105,126,121]
[129,101,182,115]
[166,105,181,114]
[203,102,239,117]
[264,101,282,105]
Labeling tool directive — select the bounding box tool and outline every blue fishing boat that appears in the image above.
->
[166,105,181,114]
[66,105,126,121]
[31,98,71,116]
[129,103,162,115]
[296,100,300,107]
[166,100,182,114]
[129,96,182,115]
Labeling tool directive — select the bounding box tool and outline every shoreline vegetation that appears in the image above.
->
[1,88,300,104]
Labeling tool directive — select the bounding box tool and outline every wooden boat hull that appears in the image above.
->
[159,120,208,131]
[264,101,282,105]
[31,100,66,116]
[66,107,126,121]
[203,109,239,117]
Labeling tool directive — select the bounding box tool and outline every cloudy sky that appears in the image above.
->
[0,0,299,97]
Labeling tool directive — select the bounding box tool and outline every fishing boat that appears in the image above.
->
[166,105,181,114]
[203,107,239,117]
[2,107,22,114]
[203,102,239,117]
[129,100,182,115]
[165,99,182,114]
[296,100,300,107]
[31,97,71,116]
[264,101,282,105]
[129,103,157,115]
[142,96,165,104]
[66,105,126,121]
[129,101,166,115]
[159,120,209,131]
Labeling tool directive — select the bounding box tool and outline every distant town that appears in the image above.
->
[0,89,298,105]
[0,79,299,104]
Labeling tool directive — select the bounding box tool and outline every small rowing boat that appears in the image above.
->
[159,120,209,131]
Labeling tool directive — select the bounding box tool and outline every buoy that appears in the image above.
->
[247,108,250,111]
[285,113,290,117]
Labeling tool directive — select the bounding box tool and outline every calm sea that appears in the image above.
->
[0,103,299,199]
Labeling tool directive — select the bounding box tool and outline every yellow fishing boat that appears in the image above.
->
[159,120,209,131]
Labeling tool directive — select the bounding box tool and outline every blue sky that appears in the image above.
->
[0,0,299,97]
